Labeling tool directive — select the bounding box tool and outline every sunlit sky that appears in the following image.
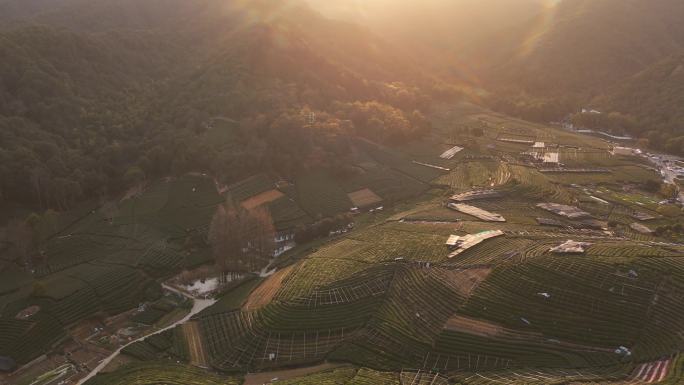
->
[304,0,558,22]
[303,0,559,59]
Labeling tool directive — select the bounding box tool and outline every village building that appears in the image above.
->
[543,152,560,164]
[440,145,464,159]
[536,217,565,227]
[537,203,591,219]
[522,150,559,165]
[445,234,461,249]
[574,219,609,230]
[447,203,506,222]
[612,147,638,156]
[498,137,535,145]
[550,240,592,254]
[631,211,658,221]
[630,222,654,235]
[446,230,505,258]
[449,189,503,203]
[274,230,296,257]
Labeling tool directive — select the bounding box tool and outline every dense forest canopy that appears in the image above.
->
[1,0,683,212]
[595,55,684,154]
[0,0,446,210]
[310,0,684,156]
[475,0,684,153]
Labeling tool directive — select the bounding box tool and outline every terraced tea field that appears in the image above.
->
[146,107,684,385]
[104,204,682,382]
[83,362,241,385]
[4,106,683,385]
[0,176,221,368]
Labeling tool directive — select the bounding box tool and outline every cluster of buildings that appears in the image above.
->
[521,142,560,165]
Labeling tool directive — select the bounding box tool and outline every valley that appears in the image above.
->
[1,1,684,384]
[2,103,683,384]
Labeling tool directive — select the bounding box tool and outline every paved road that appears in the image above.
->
[76,285,216,385]
[566,127,683,204]
[645,153,684,204]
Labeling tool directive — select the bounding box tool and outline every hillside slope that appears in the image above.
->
[0,0,436,209]
[596,55,684,153]
[473,0,684,154]
[488,0,684,95]
[305,0,548,82]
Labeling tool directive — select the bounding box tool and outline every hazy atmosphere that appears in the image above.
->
[0,0,683,384]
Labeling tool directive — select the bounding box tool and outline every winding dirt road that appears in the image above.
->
[76,284,216,385]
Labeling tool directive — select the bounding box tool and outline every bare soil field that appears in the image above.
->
[242,362,350,385]
[183,320,209,368]
[241,189,284,210]
[347,188,383,208]
[443,315,504,337]
[439,267,492,297]
[244,265,295,310]
[444,314,615,354]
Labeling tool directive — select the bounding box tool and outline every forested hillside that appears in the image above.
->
[305,0,684,155]
[305,0,549,80]
[489,0,684,95]
[1,2,684,383]
[0,0,443,210]
[477,0,684,154]
[2,0,684,211]
[596,55,684,154]
[0,26,181,208]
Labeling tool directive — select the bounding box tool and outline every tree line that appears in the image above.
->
[0,22,442,214]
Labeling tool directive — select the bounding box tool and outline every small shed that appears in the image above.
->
[630,222,654,234]
[543,152,560,164]
[445,235,461,248]
[612,147,636,156]
[550,240,592,254]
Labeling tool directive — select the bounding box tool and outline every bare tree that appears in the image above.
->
[209,201,232,280]
[6,219,35,269]
[30,169,49,210]
[247,206,276,271]
[209,198,276,278]
[209,198,245,280]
